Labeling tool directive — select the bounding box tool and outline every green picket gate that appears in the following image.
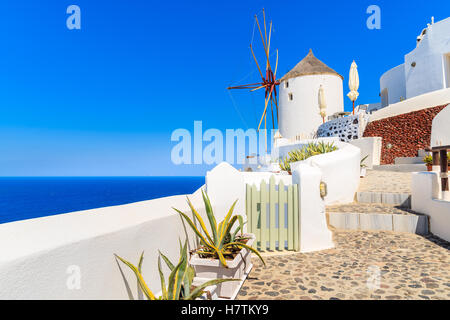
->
[245,176,299,252]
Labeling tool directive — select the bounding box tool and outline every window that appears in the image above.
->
[288,93,293,101]
[285,81,289,88]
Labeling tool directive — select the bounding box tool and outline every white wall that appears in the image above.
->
[430,104,450,147]
[206,162,246,218]
[405,18,450,99]
[0,149,359,299]
[303,142,360,205]
[206,162,335,253]
[369,88,450,122]
[380,63,406,106]
[0,187,232,299]
[273,138,360,205]
[279,74,344,139]
[412,172,450,241]
[349,137,382,169]
[292,163,334,252]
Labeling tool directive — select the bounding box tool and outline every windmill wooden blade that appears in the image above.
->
[270,95,275,129]
[255,15,272,72]
[257,89,274,131]
[267,22,272,69]
[263,8,268,53]
[250,85,267,92]
[227,82,264,90]
[250,44,264,80]
[227,10,280,132]
[274,49,279,79]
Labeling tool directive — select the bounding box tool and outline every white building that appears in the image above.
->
[278,50,344,139]
[380,17,450,108]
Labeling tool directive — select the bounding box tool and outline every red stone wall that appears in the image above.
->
[363,105,447,164]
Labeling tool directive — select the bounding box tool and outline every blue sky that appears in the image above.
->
[0,0,448,176]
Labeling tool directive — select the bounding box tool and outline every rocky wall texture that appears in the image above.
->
[363,105,447,164]
[317,113,369,142]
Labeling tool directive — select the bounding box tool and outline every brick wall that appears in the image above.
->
[363,105,447,164]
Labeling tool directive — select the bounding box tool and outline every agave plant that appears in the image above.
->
[279,156,291,172]
[278,141,337,173]
[173,190,265,268]
[360,155,369,168]
[115,240,237,300]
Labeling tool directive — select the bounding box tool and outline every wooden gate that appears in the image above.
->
[245,176,299,251]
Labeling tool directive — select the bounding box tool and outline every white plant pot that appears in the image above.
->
[189,234,255,299]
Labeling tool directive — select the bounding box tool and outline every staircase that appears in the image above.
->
[326,170,428,234]
[372,149,429,172]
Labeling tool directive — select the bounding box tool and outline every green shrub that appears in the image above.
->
[173,190,265,268]
[279,141,337,173]
[115,240,238,300]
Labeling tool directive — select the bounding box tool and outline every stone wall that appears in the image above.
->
[363,104,447,164]
[317,113,369,142]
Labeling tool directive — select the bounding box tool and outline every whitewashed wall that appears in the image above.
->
[273,139,360,205]
[206,162,335,253]
[302,142,360,205]
[412,172,450,241]
[379,18,450,105]
[430,104,450,147]
[405,18,450,99]
[369,88,450,122]
[279,74,344,139]
[380,63,406,106]
[292,164,334,252]
[349,137,382,169]
[0,187,232,299]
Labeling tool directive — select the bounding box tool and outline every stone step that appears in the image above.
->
[417,149,431,157]
[326,203,428,234]
[327,212,428,235]
[356,191,411,207]
[372,164,426,172]
[394,157,424,165]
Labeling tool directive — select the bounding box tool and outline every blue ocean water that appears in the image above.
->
[0,177,204,224]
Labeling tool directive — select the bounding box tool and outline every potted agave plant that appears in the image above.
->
[173,190,265,299]
[115,240,237,300]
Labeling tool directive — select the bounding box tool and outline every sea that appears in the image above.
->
[0,177,205,224]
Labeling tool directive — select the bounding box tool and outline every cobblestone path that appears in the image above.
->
[359,170,412,194]
[237,231,450,300]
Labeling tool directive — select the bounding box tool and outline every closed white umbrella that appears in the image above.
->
[318,85,327,123]
[347,60,359,115]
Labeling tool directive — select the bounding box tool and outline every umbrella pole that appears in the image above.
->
[352,100,355,115]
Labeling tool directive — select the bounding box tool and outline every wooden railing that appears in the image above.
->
[246,176,299,252]
[427,145,449,193]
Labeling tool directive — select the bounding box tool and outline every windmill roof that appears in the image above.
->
[280,49,343,82]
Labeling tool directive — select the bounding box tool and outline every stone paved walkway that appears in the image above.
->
[359,170,412,194]
[237,230,450,300]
